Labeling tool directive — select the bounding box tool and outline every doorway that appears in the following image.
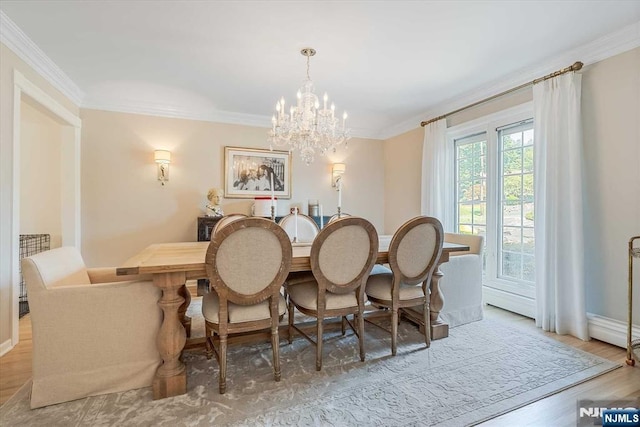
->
[10,70,81,347]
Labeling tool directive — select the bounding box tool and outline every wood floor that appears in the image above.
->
[0,312,32,405]
[1,303,638,426]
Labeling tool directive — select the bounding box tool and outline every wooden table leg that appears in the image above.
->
[178,284,192,338]
[429,252,450,340]
[152,272,187,399]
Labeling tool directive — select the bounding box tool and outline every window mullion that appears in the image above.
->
[485,127,499,282]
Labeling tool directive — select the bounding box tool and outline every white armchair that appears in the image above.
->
[21,247,162,408]
[439,233,484,327]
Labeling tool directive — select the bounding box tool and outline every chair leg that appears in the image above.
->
[271,323,281,382]
[341,316,346,336]
[204,323,214,359]
[391,308,398,356]
[205,336,214,360]
[357,311,365,362]
[219,335,227,394]
[316,318,324,371]
[423,300,431,348]
[288,297,294,345]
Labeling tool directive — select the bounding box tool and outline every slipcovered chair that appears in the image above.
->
[365,216,443,355]
[212,213,248,235]
[21,246,162,408]
[389,233,485,328]
[278,212,319,243]
[286,216,378,371]
[202,217,292,394]
[438,233,485,326]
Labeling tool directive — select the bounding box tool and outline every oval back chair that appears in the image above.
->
[202,217,292,393]
[365,216,443,355]
[278,212,320,243]
[286,216,378,371]
[212,213,248,236]
[328,212,351,224]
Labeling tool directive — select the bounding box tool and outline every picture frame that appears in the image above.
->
[224,146,292,199]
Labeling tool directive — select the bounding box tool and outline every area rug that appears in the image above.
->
[0,303,619,427]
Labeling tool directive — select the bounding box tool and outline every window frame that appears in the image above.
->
[497,120,535,289]
[446,102,536,308]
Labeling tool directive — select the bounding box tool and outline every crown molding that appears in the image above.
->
[82,98,271,128]
[0,10,84,105]
[379,20,640,141]
[81,97,381,139]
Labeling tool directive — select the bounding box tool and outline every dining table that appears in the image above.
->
[117,236,469,400]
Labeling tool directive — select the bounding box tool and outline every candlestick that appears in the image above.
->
[337,206,342,219]
[270,174,275,208]
[319,204,323,229]
[293,207,298,243]
[337,179,342,210]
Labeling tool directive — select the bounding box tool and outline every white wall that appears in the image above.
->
[20,99,63,248]
[80,109,384,266]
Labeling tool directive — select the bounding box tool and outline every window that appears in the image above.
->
[449,104,535,315]
[498,122,535,284]
[454,133,487,269]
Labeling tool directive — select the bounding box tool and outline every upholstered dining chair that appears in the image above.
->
[365,216,443,355]
[278,212,320,287]
[21,246,162,408]
[202,217,292,393]
[212,213,248,235]
[278,212,320,243]
[328,212,351,223]
[286,216,378,371]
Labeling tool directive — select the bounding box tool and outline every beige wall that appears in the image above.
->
[80,109,384,266]
[581,47,640,324]
[383,48,640,324]
[20,99,64,249]
[383,127,423,234]
[0,42,80,347]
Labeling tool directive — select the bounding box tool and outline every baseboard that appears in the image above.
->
[0,338,13,357]
[482,286,535,318]
[481,287,638,349]
[587,313,640,349]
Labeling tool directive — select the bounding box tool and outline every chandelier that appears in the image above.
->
[268,48,350,165]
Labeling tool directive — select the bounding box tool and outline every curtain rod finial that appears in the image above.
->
[572,61,583,71]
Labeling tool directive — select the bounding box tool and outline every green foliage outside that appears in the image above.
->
[456,130,535,283]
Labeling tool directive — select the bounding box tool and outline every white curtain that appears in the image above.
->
[533,72,589,340]
[421,119,450,226]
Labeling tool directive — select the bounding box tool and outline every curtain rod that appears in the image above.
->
[420,61,583,127]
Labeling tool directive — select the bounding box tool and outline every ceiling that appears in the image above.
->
[1,1,639,139]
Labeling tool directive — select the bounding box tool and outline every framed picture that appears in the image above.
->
[224,146,292,199]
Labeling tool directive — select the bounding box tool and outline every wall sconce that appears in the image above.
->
[332,162,346,189]
[154,150,171,186]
